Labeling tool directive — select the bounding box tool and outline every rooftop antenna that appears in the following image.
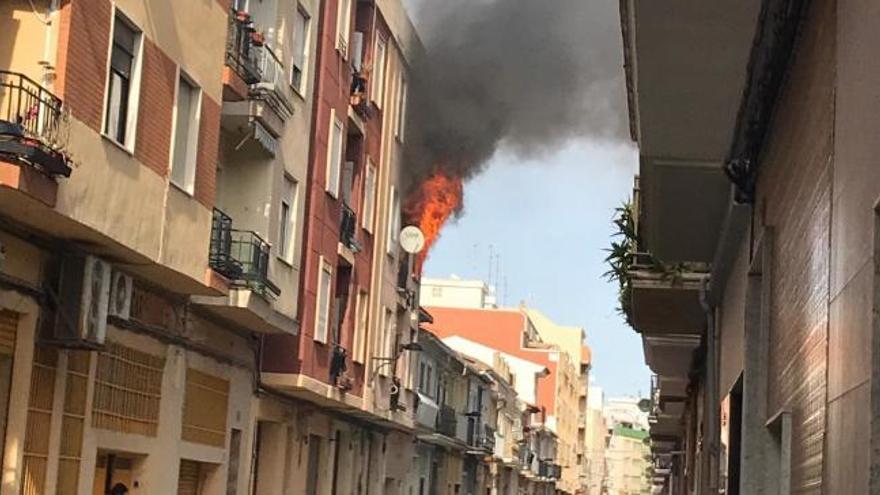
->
[503,276,508,307]
[487,244,495,286]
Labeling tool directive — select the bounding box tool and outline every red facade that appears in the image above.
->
[262,0,391,398]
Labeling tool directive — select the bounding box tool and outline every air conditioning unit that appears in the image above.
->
[51,255,111,347]
[109,270,133,320]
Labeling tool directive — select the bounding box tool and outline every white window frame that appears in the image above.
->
[335,0,352,58]
[371,35,387,108]
[314,257,333,343]
[325,110,344,198]
[290,6,311,96]
[362,158,377,232]
[101,7,144,153]
[278,176,298,264]
[387,186,400,255]
[169,69,202,194]
[352,289,369,363]
[395,74,407,142]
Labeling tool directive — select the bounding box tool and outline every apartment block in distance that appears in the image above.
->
[422,278,586,494]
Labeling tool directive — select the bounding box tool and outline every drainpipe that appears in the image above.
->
[699,277,719,493]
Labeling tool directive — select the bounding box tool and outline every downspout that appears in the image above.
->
[699,277,719,493]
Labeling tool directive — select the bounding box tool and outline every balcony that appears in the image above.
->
[0,70,70,208]
[251,44,294,122]
[209,208,280,297]
[437,404,457,438]
[340,204,361,252]
[221,13,293,151]
[224,8,262,98]
[191,209,295,334]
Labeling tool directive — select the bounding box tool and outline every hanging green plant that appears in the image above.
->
[604,201,638,327]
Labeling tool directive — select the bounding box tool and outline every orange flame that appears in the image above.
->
[405,172,464,274]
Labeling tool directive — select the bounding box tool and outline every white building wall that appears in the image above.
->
[441,335,545,406]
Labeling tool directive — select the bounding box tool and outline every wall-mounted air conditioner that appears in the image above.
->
[49,255,111,347]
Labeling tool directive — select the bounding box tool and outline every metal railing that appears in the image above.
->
[437,404,457,437]
[340,204,359,251]
[226,9,262,85]
[251,44,294,120]
[210,208,280,297]
[0,70,62,140]
[481,425,496,451]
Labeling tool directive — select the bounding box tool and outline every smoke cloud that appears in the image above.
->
[403,0,628,194]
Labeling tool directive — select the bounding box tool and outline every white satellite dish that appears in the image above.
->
[399,225,426,254]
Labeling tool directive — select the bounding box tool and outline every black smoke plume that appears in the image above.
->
[402,0,628,194]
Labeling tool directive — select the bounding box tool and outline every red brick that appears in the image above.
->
[55,0,112,132]
[135,39,176,177]
[194,96,219,208]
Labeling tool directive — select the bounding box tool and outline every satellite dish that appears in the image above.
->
[637,398,653,412]
[399,225,426,254]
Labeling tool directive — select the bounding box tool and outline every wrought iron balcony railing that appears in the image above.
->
[436,404,457,438]
[0,70,70,176]
[340,204,360,252]
[226,9,262,85]
[251,44,294,120]
[210,208,280,297]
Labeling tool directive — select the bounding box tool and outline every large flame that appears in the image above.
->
[405,172,464,274]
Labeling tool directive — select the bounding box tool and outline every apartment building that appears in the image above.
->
[620,0,880,492]
[583,386,608,495]
[0,0,298,493]
[603,398,651,495]
[524,308,592,492]
[0,0,429,494]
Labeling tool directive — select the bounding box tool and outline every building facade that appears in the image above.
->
[620,0,880,493]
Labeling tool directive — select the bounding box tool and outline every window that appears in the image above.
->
[431,286,443,297]
[104,12,142,148]
[387,186,400,254]
[363,159,377,232]
[353,290,369,363]
[170,72,202,193]
[336,0,352,56]
[371,36,387,107]
[315,258,333,343]
[291,8,310,94]
[278,177,297,262]
[395,75,408,141]
[326,110,344,197]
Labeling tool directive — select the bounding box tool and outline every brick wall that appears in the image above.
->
[194,96,219,208]
[135,39,175,177]
[753,0,835,491]
[55,0,112,132]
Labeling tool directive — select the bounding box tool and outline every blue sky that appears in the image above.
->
[422,140,651,398]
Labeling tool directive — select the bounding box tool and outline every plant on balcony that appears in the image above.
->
[605,202,692,329]
[604,201,638,326]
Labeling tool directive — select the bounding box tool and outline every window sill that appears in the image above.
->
[101,133,135,156]
[289,84,307,102]
[169,180,195,198]
[276,255,296,269]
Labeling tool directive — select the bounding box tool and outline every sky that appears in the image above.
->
[402,0,651,398]
[422,141,652,398]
